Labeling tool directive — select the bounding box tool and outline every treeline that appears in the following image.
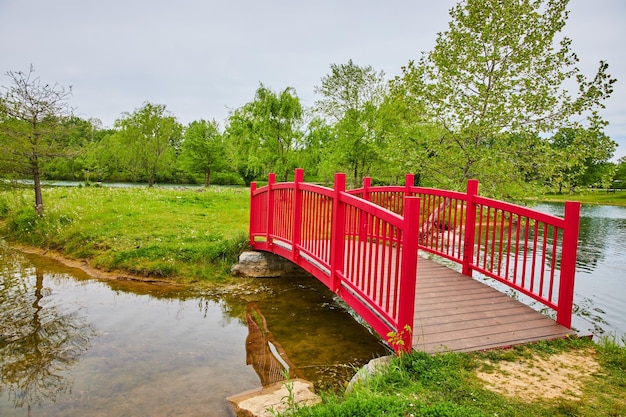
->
[1,0,624,208]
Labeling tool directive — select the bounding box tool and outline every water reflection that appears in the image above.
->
[0,265,95,411]
[0,247,388,416]
[245,303,299,386]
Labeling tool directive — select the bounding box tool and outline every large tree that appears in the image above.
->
[314,60,387,186]
[226,84,303,182]
[393,0,616,198]
[0,66,73,214]
[179,119,226,187]
[112,102,182,186]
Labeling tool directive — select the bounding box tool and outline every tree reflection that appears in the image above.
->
[0,261,95,411]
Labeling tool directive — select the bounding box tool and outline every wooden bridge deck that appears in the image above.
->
[413,258,575,353]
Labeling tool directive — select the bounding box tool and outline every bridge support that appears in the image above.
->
[231,251,301,278]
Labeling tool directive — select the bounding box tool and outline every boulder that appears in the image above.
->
[231,251,299,278]
[346,355,393,393]
[227,379,320,417]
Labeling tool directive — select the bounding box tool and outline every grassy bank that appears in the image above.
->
[0,185,250,282]
[288,336,625,417]
[540,189,626,206]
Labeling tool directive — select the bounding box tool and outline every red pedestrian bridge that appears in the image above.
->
[249,169,580,353]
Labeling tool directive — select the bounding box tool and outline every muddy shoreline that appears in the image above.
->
[11,243,185,286]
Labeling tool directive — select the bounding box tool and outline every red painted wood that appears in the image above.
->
[248,169,581,353]
[558,201,581,328]
[462,180,479,276]
[397,196,420,351]
[330,173,347,293]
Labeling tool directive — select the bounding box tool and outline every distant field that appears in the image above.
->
[539,189,626,206]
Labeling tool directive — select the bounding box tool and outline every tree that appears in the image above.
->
[43,116,103,180]
[112,102,182,186]
[550,120,617,192]
[375,90,443,186]
[179,119,226,187]
[314,60,387,186]
[393,0,616,198]
[614,156,626,189]
[226,84,303,182]
[0,66,73,214]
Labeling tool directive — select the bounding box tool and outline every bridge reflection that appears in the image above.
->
[245,302,299,386]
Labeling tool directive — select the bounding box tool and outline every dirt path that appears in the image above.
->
[476,348,599,401]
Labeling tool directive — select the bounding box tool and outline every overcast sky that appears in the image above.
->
[1,0,624,160]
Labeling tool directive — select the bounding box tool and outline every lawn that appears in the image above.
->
[540,189,626,206]
[0,185,251,282]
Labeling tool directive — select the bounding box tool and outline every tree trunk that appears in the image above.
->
[204,168,211,187]
[32,155,44,216]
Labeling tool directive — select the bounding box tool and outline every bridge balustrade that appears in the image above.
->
[250,169,580,352]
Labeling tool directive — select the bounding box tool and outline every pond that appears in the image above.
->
[535,203,626,341]
[0,247,387,416]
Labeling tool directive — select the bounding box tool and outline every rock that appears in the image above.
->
[227,379,320,417]
[346,355,393,393]
[231,251,299,278]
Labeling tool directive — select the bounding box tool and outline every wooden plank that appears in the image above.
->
[412,257,575,353]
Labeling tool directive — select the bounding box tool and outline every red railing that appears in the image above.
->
[349,175,580,329]
[250,169,420,352]
[250,169,581,352]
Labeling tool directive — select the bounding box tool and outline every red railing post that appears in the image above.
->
[292,168,304,261]
[249,181,257,246]
[358,177,371,242]
[330,173,347,293]
[266,173,276,248]
[557,201,580,328]
[462,179,479,277]
[362,177,371,201]
[405,173,414,196]
[397,196,420,352]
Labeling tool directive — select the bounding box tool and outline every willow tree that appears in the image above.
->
[226,84,303,182]
[393,0,616,198]
[0,66,73,214]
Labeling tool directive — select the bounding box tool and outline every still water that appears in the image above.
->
[0,248,387,416]
[535,203,626,341]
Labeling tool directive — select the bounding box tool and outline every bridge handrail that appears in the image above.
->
[249,170,580,351]
[250,169,419,351]
[348,175,580,328]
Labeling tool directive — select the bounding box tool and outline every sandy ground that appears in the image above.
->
[476,349,599,401]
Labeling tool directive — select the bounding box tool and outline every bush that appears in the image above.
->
[0,196,9,219]
[211,172,244,186]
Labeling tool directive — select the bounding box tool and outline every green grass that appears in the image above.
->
[0,185,251,282]
[289,336,626,417]
[539,189,626,206]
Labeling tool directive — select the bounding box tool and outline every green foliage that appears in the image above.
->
[549,122,617,191]
[292,338,626,417]
[293,395,483,417]
[314,60,387,187]
[112,102,183,186]
[226,84,304,183]
[391,0,616,199]
[179,119,226,187]
[0,66,74,214]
